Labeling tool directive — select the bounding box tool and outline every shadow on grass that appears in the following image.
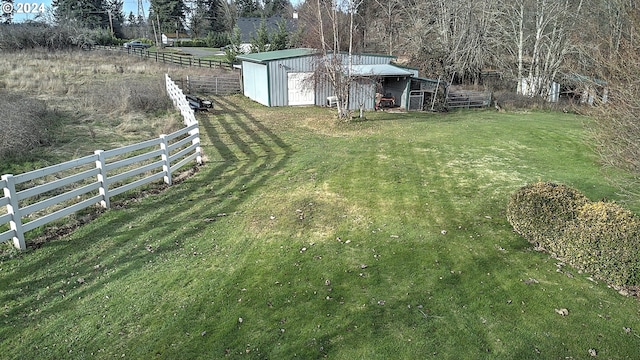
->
[0,96,293,347]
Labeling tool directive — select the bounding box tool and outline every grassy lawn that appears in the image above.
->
[1,95,640,359]
[200,55,231,63]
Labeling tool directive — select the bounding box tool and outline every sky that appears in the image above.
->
[9,0,301,23]
[9,0,145,23]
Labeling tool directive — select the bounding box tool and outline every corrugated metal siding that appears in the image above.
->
[316,77,377,110]
[242,51,399,108]
[327,53,393,66]
[349,78,376,110]
[268,55,317,107]
[349,54,393,66]
[316,73,334,107]
[242,61,269,106]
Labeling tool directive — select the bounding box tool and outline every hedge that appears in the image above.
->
[562,202,640,286]
[506,182,589,250]
[507,182,640,287]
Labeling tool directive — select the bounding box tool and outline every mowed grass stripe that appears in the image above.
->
[1,97,639,359]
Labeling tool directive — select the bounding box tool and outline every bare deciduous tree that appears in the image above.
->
[368,0,497,83]
[573,1,640,197]
[491,0,583,98]
[310,0,363,119]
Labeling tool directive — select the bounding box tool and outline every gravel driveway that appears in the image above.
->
[174,47,224,58]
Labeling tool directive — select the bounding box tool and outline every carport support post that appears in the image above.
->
[431,77,441,111]
[2,174,26,250]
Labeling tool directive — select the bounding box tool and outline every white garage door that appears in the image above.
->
[287,72,315,106]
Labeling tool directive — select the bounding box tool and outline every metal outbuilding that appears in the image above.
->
[237,48,418,110]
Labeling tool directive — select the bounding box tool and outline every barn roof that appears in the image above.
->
[237,48,319,63]
[349,64,413,77]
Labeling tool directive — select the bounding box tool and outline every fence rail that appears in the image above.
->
[446,90,492,110]
[1,75,202,250]
[184,75,242,95]
[94,45,236,70]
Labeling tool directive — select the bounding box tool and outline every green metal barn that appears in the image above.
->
[237,48,418,110]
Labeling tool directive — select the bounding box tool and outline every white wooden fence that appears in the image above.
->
[1,75,202,250]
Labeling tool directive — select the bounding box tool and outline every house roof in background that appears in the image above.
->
[563,73,608,86]
[237,16,297,43]
[237,48,319,63]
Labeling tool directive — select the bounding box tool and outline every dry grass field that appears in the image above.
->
[0,49,236,243]
[0,49,233,167]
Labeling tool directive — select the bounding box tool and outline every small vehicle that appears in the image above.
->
[186,95,213,111]
[123,40,151,49]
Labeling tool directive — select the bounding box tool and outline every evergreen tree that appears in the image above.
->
[52,0,111,29]
[189,10,208,38]
[149,0,187,34]
[263,0,289,17]
[236,0,261,17]
[250,18,270,52]
[270,18,289,50]
[127,11,136,25]
[190,0,226,35]
[225,25,242,63]
[106,0,125,37]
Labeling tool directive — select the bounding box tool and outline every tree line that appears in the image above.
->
[37,0,294,42]
[296,0,638,97]
[3,0,635,95]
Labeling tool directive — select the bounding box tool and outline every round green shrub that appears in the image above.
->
[562,202,640,286]
[507,182,589,250]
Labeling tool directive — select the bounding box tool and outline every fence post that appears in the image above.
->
[2,174,26,250]
[191,126,203,165]
[160,135,173,186]
[94,150,110,209]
